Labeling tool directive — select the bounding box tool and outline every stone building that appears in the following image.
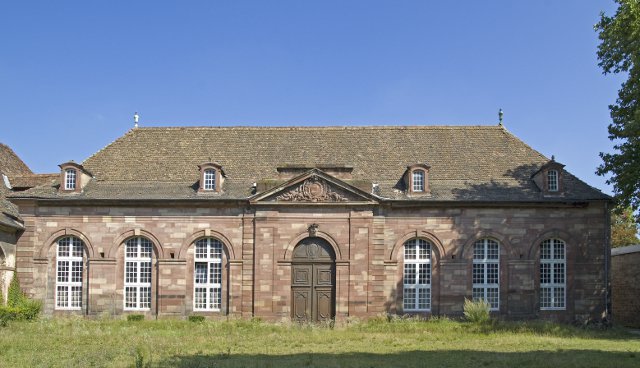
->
[6,125,611,322]
[611,245,640,327]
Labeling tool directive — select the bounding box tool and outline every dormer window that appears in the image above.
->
[531,158,564,195]
[406,163,431,195]
[547,170,558,192]
[203,169,216,191]
[65,169,76,190]
[58,162,90,194]
[412,170,425,192]
[198,162,224,193]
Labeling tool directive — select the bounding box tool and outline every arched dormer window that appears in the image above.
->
[406,163,431,195]
[203,169,216,191]
[198,162,224,193]
[58,161,91,194]
[547,170,558,192]
[532,158,564,195]
[65,169,76,190]
[412,170,425,192]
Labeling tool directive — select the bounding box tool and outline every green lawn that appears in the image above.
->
[0,317,639,367]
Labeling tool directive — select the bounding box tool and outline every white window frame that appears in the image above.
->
[203,169,216,191]
[472,238,500,311]
[65,169,76,190]
[124,237,153,311]
[55,236,84,310]
[403,238,431,312]
[547,169,558,192]
[193,238,223,311]
[540,238,566,310]
[412,170,425,192]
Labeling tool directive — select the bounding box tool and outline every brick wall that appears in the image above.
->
[611,245,640,327]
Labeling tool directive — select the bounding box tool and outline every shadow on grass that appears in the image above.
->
[157,350,640,368]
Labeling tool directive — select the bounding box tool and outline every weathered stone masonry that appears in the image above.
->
[14,200,608,322]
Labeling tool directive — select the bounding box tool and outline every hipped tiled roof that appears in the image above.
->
[0,143,32,229]
[9,125,609,202]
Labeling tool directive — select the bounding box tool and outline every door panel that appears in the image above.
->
[291,238,336,322]
[293,288,311,322]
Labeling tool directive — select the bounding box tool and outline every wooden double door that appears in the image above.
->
[291,238,336,323]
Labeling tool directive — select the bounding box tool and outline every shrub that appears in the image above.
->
[7,274,26,307]
[188,315,205,323]
[0,286,4,306]
[0,300,42,327]
[463,298,491,324]
[127,314,145,322]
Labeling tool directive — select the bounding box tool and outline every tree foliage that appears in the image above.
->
[611,205,640,247]
[595,0,640,210]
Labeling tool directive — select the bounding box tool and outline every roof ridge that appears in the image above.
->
[132,124,503,130]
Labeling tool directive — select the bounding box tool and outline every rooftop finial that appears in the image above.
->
[551,155,555,161]
[498,108,504,126]
[134,112,139,128]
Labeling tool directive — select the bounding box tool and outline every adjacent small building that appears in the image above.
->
[6,125,611,322]
[611,244,640,327]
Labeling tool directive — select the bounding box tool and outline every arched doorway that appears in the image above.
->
[291,237,336,323]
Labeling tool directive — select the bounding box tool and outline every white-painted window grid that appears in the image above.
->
[472,238,500,310]
[403,238,431,311]
[194,237,222,311]
[540,238,566,310]
[55,236,83,310]
[124,237,153,311]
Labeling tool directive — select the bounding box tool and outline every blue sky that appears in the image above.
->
[0,1,622,194]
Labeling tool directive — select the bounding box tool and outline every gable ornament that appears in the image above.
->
[276,176,349,202]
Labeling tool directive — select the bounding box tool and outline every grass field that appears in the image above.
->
[0,316,639,368]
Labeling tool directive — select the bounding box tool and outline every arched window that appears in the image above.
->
[403,238,431,311]
[124,237,153,311]
[472,238,499,310]
[540,238,566,310]
[203,169,216,191]
[56,236,84,310]
[412,170,425,192]
[193,238,222,311]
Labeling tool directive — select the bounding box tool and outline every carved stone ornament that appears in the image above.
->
[276,176,349,202]
[308,223,319,237]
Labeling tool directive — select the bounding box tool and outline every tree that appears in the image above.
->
[611,205,640,247]
[595,1,640,211]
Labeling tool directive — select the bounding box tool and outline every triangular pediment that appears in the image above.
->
[250,169,378,204]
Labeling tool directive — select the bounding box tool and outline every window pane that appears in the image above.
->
[487,263,499,284]
[195,263,208,284]
[139,287,151,309]
[487,288,499,309]
[540,287,551,308]
[57,261,69,283]
[418,288,430,310]
[71,286,82,308]
[71,261,83,283]
[472,263,484,284]
[403,288,416,310]
[58,238,70,257]
[540,263,551,284]
[140,262,152,284]
[56,286,68,308]
[194,287,207,309]
[554,263,565,284]
[210,287,221,310]
[125,287,137,309]
[126,262,137,283]
[554,287,565,308]
[403,264,416,285]
[412,171,424,192]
